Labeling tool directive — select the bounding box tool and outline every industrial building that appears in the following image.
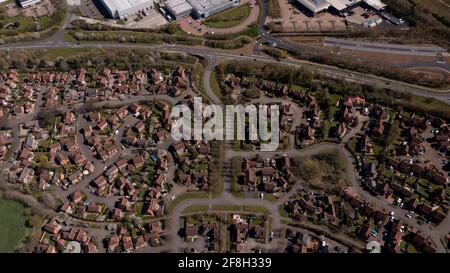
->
[187,0,240,19]
[100,0,154,19]
[17,0,41,8]
[164,0,193,20]
[296,0,386,16]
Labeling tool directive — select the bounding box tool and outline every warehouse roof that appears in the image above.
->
[296,0,330,13]
[363,0,386,11]
[102,0,152,15]
[165,0,193,14]
[187,0,232,14]
[297,0,386,13]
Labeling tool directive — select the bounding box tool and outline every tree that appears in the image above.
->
[55,58,68,70]
[35,154,49,170]
[39,59,47,68]
[298,158,321,182]
[314,150,346,172]
[37,109,60,128]
[383,120,400,147]
[165,23,178,35]
[242,88,261,99]
[26,215,41,228]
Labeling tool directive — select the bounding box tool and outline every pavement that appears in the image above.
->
[323,37,447,57]
[253,1,450,73]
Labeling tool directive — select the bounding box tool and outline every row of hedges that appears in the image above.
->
[204,36,252,49]
[70,30,203,46]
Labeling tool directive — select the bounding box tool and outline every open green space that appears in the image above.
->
[39,48,88,60]
[166,192,209,213]
[211,205,242,211]
[242,205,270,214]
[0,0,67,41]
[203,4,250,28]
[0,198,29,252]
[209,71,223,100]
[182,205,209,214]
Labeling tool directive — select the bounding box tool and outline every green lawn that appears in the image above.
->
[203,4,251,28]
[242,205,270,214]
[329,93,341,106]
[182,205,209,214]
[0,1,66,38]
[0,198,29,252]
[209,71,223,99]
[166,192,209,213]
[278,206,289,218]
[40,48,88,60]
[211,205,242,211]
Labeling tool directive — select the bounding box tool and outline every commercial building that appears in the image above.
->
[164,0,193,19]
[363,0,386,11]
[296,0,386,16]
[295,0,330,16]
[17,0,41,8]
[100,0,154,19]
[187,0,239,19]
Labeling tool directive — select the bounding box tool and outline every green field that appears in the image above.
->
[182,205,209,213]
[204,4,250,28]
[0,198,29,252]
[40,48,88,60]
[0,0,66,38]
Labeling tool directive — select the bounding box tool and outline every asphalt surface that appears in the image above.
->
[253,1,450,72]
[324,37,447,56]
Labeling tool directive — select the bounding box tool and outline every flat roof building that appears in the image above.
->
[363,0,386,11]
[100,0,154,19]
[164,0,193,19]
[17,0,41,8]
[296,0,386,16]
[187,0,239,19]
[295,0,330,15]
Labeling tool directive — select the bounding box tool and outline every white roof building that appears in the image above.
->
[296,0,386,15]
[164,0,193,19]
[18,0,41,8]
[296,0,330,14]
[363,0,386,11]
[187,0,239,18]
[100,0,154,19]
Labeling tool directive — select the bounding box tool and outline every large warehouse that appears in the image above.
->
[100,0,154,19]
[164,0,193,19]
[18,0,41,8]
[187,0,240,19]
[296,0,386,16]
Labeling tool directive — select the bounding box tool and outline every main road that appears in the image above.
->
[1,41,449,104]
[323,37,447,57]
[0,3,449,104]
